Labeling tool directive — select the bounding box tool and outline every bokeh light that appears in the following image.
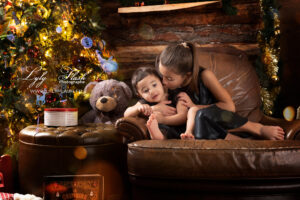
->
[74,146,87,160]
[283,106,295,121]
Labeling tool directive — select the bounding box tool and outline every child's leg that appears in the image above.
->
[146,114,165,140]
[180,107,199,140]
[230,121,285,140]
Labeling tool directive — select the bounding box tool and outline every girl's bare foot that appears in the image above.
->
[180,133,195,140]
[260,126,285,140]
[146,114,165,140]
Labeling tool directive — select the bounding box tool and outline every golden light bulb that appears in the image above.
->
[8,19,16,27]
[41,61,47,66]
[21,20,27,26]
[63,20,69,27]
[25,103,31,108]
[283,106,295,121]
[271,75,279,82]
[45,49,53,58]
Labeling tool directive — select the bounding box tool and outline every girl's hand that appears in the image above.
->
[152,101,177,116]
[177,92,195,108]
[137,104,153,116]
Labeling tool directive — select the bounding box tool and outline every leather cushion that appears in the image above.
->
[19,123,121,145]
[128,140,300,180]
[194,47,262,122]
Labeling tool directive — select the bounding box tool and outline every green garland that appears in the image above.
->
[257,0,281,116]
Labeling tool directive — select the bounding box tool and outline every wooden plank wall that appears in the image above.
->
[100,0,261,80]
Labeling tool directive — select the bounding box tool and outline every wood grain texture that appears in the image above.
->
[118,1,221,13]
[100,0,261,80]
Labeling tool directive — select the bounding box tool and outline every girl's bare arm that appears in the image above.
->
[201,69,235,112]
[124,102,142,117]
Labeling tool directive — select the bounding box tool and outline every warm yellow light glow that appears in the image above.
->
[21,19,27,26]
[63,20,69,27]
[283,106,295,121]
[8,19,16,27]
[37,5,50,19]
[45,49,53,58]
[41,61,47,66]
[74,146,87,160]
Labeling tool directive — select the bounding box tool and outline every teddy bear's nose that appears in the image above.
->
[100,97,108,103]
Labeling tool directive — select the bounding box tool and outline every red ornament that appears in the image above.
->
[46,93,59,104]
[27,46,39,58]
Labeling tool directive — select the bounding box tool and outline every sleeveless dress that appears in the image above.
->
[168,68,248,139]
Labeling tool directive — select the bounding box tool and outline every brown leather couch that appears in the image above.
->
[116,47,300,200]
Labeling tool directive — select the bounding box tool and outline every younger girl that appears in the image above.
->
[124,67,188,140]
[149,42,285,140]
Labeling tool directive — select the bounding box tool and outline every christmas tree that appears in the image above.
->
[0,0,118,154]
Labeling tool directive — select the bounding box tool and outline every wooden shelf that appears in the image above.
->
[118,1,221,14]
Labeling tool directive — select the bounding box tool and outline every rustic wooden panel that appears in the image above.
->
[121,3,260,26]
[113,43,259,79]
[101,1,261,45]
[100,0,261,80]
[109,24,259,46]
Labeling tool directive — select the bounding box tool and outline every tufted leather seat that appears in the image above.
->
[19,123,120,145]
[18,123,127,199]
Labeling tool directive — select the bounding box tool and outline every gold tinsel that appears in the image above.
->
[261,86,281,115]
[258,1,281,115]
[260,41,280,114]
[263,45,279,82]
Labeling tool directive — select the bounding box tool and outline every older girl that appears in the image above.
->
[149,42,284,140]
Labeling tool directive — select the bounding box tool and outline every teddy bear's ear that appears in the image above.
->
[84,81,98,94]
[119,81,132,100]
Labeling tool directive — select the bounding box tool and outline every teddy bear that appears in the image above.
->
[79,79,132,124]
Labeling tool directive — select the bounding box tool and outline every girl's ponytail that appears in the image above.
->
[186,42,200,95]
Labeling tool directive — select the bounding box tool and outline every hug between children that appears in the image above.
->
[124,42,285,141]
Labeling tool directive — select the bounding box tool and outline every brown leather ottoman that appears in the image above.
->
[18,123,128,200]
